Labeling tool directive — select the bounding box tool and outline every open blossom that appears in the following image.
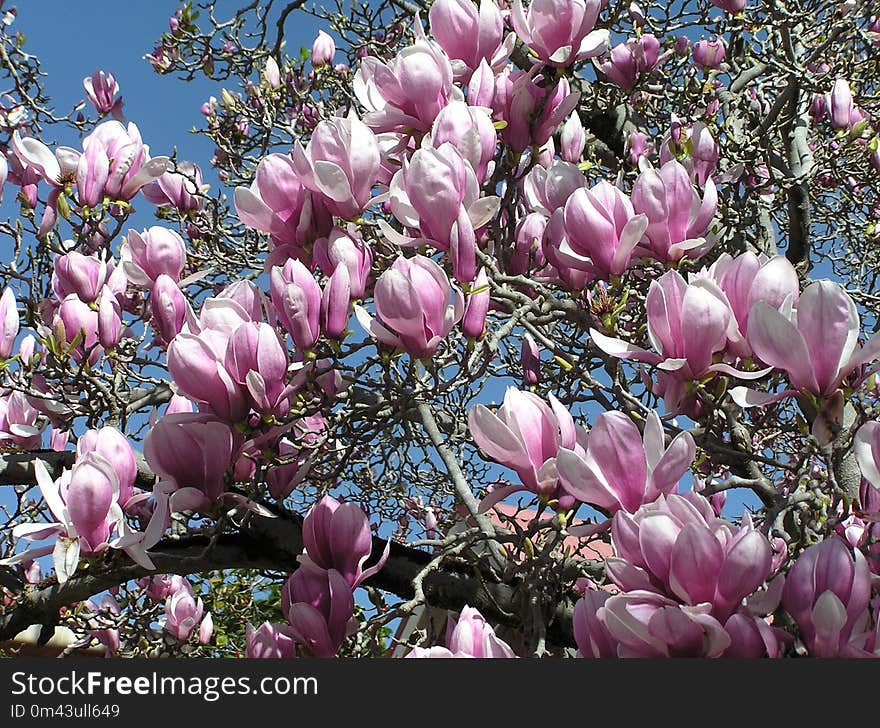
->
[234,152,332,259]
[141,161,206,212]
[164,580,211,642]
[696,252,799,358]
[385,142,499,282]
[468,387,583,509]
[407,605,517,658]
[510,0,609,67]
[576,588,731,658]
[558,180,649,278]
[631,159,718,262]
[0,390,43,449]
[76,120,170,206]
[143,412,235,508]
[731,280,880,407]
[1,456,167,583]
[591,269,771,413]
[355,254,464,359]
[292,115,380,219]
[354,27,456,134]
[556,410,695,516]
[607,493,773,621]
[121,227,186,287]
[428,0,513,79]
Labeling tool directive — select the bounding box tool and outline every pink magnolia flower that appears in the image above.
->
[523,160,586,217]
[521,333,541,385]
[234,152,332,260]
[0,390,43,449]
[355,255,464,359]
[430,100,498,184]
[596,34,661,89]
[167,332,249,422]
[559,180,648,278]
[556,410,695,516]
[731,280,880,407]
[83,70,123,118]
[385,142,499,282]
[829,78,855,130]
[692,37,726,70]
[510,0,609,67]
[311,30,336,68]
[462,267,490,338]
[223,321,293,417]
[76,120,170,206]
[281,564,356,658]
[354,28,456,134]
[270,258,322,350]
[607,493,773,621]
[292,115,380,219]
[468,386,583,509]
[559,113,586,164]
[77,426,137,507]
[660,121,718,186]
[52,251,109,303]
[492,68,580,152]
[141,161,206,213]
[321,265,351,339]
[782,538,872,657]
[313,227,372,300]
[710,0,746,12]
[164,581,206,642]
[150,274,194,345]
[429,0,513,80]
[407,605,517,657]
[592,270,770,412]
[0,287,18,359]
[586,589,731,657]
[696,252,799,358]
[143,412,235,507]
[301,495,389,588]
[1,456,168,583]
[246,622,298,658]
[855,421,880,492]
[631,159,718,262]
[122,227,187,287]
[55,294,101,365]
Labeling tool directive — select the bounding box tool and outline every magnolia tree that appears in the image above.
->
[0,0,879,659]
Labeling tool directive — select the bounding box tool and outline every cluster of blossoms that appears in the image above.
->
[246,496,388,658]
[0,0,879,660]
[2,427,167,582]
